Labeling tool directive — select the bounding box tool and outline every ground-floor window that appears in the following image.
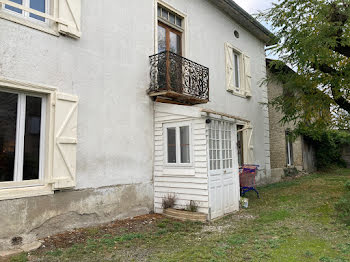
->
[237,125,244,167]
[0,90,46,183]
[286,131,293,166]
[165,123,191,165]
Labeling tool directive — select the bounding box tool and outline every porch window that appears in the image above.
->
[3,0,48,22]
[0,90,46,184]
[165,123,191,165]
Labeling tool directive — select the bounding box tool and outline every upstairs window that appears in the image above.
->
[158,5,182,28]
[3,0,48,22]
[225,43,252,97]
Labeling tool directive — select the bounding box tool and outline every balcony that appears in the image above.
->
[148,51,209,105]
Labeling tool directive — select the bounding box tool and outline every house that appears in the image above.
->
[0,0,273,251]
[267,59,317,181]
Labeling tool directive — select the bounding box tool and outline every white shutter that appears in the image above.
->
[243,55,252,97]
[52,92,79,189]
[58,0,82,39]
[225,43,234,91]
[243,124,254,164]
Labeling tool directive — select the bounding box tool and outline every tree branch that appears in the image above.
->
[331,86,350,113]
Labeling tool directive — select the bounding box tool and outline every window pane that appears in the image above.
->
[0,92,18,182]
[162,9,168,19]
[234,54,240,88]
[169,13,175,24]
[23,96,42,180]
[29,0,45,22]
[157,6,161,17]
[158,25,166,53]
[180,126,190,163]
[5,0,23,14]
[170,32,181,55]
[176,16,182,27]
[167,128,176,163]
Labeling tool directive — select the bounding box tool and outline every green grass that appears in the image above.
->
[19,168,350,261]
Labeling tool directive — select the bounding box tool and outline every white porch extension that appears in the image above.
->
[153,102,244,220]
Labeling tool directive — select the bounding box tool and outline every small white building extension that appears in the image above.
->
[0,0,273,251]
[153,103,254,219]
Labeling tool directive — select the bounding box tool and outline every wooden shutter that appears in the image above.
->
[243,55,252,97]
[225,43,234,91]
[58,0,82,38]
[52,92,79,189]
[243,124,254,164]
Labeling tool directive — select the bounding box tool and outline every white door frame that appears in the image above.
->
[207,119,240,220]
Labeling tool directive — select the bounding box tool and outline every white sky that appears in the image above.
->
[234,0,278,59]
[234,0,275,15]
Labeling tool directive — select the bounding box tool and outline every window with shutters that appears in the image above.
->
[164,122,192,166]
[0,89,46,187]
[225,43,252,98]
[0,0,81,38]
[0,78,78,200]
[2,0,49,23]
[236,123,254,165]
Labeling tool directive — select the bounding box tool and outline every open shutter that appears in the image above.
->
[243,55,252,97]
[243,124,254,164]
[58,0,82,38]
[52,92,78,189]
[225,43,234,91]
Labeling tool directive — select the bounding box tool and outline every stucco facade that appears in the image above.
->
[0,0,272,251]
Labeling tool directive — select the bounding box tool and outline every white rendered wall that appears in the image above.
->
[158,0,271,180]
[0,0,270,190]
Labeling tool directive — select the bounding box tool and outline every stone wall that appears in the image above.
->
[267,72,305,182]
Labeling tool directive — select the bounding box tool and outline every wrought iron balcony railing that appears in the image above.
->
[148,51,209,105]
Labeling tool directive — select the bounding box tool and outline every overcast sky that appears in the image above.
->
[234,0,278,58]
[234,0,276,32]
[234,0,275,15]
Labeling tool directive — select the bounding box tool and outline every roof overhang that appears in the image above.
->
[208,0,275,45]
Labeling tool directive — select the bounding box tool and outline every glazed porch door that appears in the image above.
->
[208,120,239,219]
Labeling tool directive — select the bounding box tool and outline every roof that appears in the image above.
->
[208,0,275,45]
[266,58,295,74]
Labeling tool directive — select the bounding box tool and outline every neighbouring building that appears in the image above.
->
[267,59,316,182]
[0,0,273,251]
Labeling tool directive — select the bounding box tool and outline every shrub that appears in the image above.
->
[186,200,198,212]
[298,129,350,169]
[162,194,176,209]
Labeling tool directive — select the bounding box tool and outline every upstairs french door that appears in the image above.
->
[157,22,183,92]
[158,22,182,55]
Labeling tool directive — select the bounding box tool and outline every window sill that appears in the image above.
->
[227,90,248,99]
[0,185,53,201]
[0,12,59,37]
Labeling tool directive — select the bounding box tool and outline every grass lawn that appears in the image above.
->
[8,168,350,262]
